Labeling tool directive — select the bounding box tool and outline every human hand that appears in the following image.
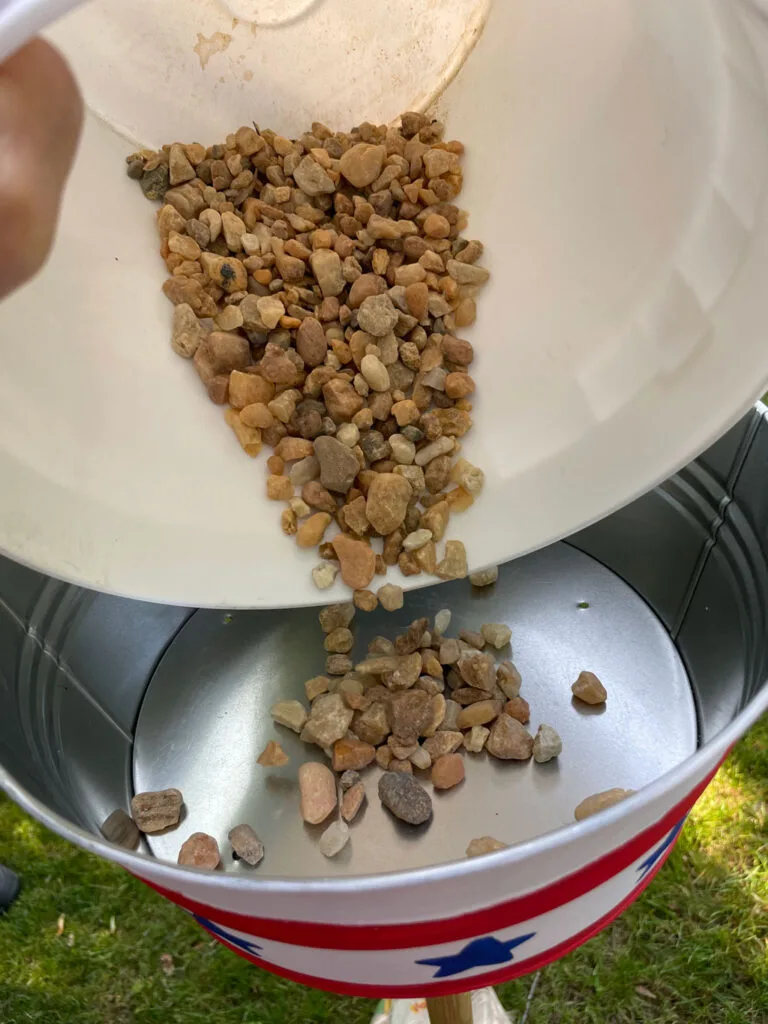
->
[0,39,82,300]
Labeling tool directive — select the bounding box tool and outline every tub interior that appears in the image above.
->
[1,410,767,878]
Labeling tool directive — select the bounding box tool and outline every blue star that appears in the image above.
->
[417,933,535,978]
[636,816,686,882]
[194,914,263,958]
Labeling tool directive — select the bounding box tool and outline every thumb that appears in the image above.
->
[0,38,83,300]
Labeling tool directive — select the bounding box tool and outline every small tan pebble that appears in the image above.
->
[296,512,333,549]
[281,509,298,536]
[336,423,360,447]
[289,497,311,519]
[319,602,356,633]
[319,819,350,858]
[375,745,394,770]
[390,434,416,465]
[353,589,378,612]
[353,701,391,746]
[256,295,286,329]
[266,475,294,501]
[303,693,354,747]
[270,699,308,734]
[389,737,419,760]
[314,435,360,494]
[440,700,462,732]
[366,473,412,535]
[450,458,485,497]
[324,627,354,654]
[257,740,290,767]
[456,699,502,730]
[379,771,433,824]
[414,436,454,467]
[431,753,465,791]
[228,824,265,867]
[341,780,366,823]
[422,693,446,737]
[496,661,522,699]
[466,836,507,858]
[410,746,432,771]
[574,788,634,821]
[332,737,376,772]
[504,697,531,724]
[100,809,140,850]
[267,454,285,475]
[389,759,413,774]
[403,529,432,552]
[533,724,562,763]
[360,353,390,392]
[299,762,338,825]
[486,714,534,760]
[178,832,221,870]
[436,606,454,630]
[464,725,490,753]
[572,671,608,705]
[339,142,386,187]
[469,566,499,588]
[459,629,486,650]
[436,540,468,580]
[377,583,404,612]
[327,654,354,675]
[224,410,262,457]
[458,650,496,690]
[130,789,183,834]
[305,675,331,701]
[439,638,461,665]
[369,635,395,656]
[332,533,376,590]
[388,689,432,743]
[312,562,339,590]
[481,623,512,649]
[171,303,207,358]
[423,731,463,759]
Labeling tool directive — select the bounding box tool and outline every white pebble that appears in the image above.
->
[409,746,432,770]
[452,457,485,496]
[469,566,499,588]
[481,622,511,649]
[390,434,416,465]
[336,423,360,447]
[434,608,451,635]
[319,819,350,858]
[533,724,563,763]
[360,353,390,392]
[414,436,454,466]
[289,497,311,519]
[325,352,342,370]
[312,563,339,590]
[403,529,433,552]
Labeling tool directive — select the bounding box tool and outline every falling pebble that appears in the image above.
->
[56,914,65,937]
[577,601,590,609]
[109,916,116,935]
[160,953,175,976]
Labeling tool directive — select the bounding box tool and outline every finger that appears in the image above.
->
[0,39,83,299]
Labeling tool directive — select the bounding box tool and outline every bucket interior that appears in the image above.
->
[2,1,768,606]
[1,410,767,879]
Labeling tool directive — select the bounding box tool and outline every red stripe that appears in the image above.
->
[139,762,718,951]
[200,837,677,998]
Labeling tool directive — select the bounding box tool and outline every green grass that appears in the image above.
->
[1,715,766,1024]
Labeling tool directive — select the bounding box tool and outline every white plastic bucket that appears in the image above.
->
[2,0,768,609]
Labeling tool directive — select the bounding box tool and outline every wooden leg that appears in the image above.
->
[426,993,474,1024]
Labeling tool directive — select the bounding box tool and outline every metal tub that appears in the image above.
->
[2,408,767,998]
